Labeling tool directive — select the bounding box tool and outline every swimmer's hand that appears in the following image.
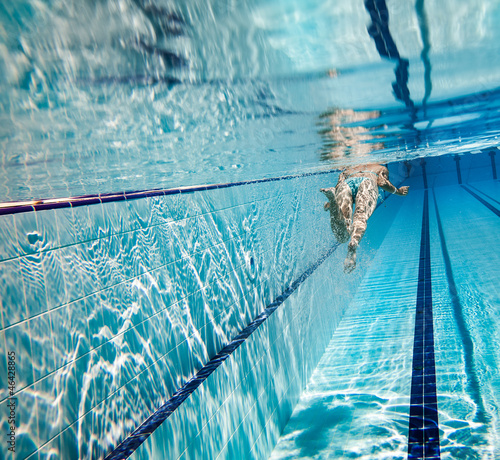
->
[396,186,409,196]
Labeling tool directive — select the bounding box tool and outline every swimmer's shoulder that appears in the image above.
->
[371,164,388,176]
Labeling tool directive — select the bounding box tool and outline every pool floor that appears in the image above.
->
[270,181,500,459]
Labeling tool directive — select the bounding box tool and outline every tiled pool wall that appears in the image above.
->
[0,170,366,460]
[402,149,498,189]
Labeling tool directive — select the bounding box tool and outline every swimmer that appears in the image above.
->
[321,164,409,273]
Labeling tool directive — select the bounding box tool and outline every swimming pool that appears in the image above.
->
[1,0,500,459]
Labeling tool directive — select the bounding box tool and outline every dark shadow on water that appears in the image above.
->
[281,397,354,456]
[364,0,416,115]
[415,0,432,114]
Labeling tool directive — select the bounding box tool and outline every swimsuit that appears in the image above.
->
[345,177,368,197]
[344,170,383,202]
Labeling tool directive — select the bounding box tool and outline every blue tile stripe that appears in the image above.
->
[0,170,338,216]
[407,190,441,460]
[104,242,340,460]
[461,185,500,217]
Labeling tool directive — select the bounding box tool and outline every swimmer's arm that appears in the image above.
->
[377,168,409,196]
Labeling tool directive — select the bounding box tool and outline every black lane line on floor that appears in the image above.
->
[467,184,500,207]
[105,242,340,460]
[431,190,488,425]
[0,170,338,216]
[408,190,441,460]
[461,185,500,217]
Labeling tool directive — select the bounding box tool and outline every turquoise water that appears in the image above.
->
[2,0,500,201]
[1,1,500,459]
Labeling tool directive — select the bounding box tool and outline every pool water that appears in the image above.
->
[2,0,500,201]
[1,0,500,459]
[270,171,500,459]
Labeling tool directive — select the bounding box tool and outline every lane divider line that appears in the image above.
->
[467,184,500,207]
[461,185,500,217]
[408,190,441,460]
[0,170,338,216]
[432,189,488,425]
